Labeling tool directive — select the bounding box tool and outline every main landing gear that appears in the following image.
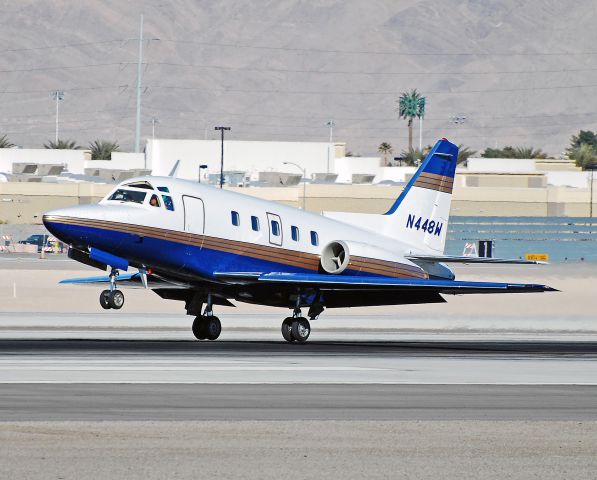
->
[191,294,221,341]
[281,309,311,344]
[100,268,125,310]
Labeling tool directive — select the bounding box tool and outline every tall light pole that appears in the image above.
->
[283,161,306,210]
[326,119,335,174]
[418,96,426,151]
[214,126,231,188]
[50,90,65,143]
[588,164,597,218]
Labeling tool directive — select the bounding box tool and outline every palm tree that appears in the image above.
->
[457,145,477,165]
[44,139,82,150]
[378,142,393,166]
[400,148,424,166]
[570,143,597,170]
[397,89,425,151]
[514,146,547,159]
[0,134,15,148]
[482,145,547,159]
[89,140,120,160]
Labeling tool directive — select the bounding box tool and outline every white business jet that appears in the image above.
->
[43,139,555,343]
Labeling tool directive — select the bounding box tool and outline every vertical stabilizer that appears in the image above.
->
[382,139,458,253]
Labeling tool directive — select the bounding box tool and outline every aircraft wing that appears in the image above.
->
[406,254,546,265]
[240,272,557,294]
[59,272,191,289]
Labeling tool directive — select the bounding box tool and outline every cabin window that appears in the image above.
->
[251,216,260,231]
[108,189,147,204]
[291,225,299,241]
[149,194,161,207]
[157,186,170,193]
[162,195,174,211]
[125,181,154,190]
[231,211,240,226]
[271,220,280,236]
[310,230,319,246]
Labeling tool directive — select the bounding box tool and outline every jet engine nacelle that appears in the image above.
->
[320,239,427,276]
[320,240,351,274]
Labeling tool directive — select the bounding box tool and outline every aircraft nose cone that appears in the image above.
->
[43,205,106,247]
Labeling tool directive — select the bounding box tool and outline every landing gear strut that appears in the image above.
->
[191,294,221,341]
[281,306,311,344]
[99,268,125,310]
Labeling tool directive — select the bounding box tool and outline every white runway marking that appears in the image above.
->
[0,355,596,384]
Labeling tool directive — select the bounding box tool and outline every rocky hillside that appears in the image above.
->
[0,0,595,156]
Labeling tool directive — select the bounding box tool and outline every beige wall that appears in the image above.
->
[0,183,112,224]
[1,180,596,224]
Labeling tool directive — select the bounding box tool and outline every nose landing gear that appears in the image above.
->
[99,268,125,310]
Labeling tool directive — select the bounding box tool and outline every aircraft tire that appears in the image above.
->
[291,318,310,343]
[281,317,295,342]
[206,316,222,341]
[108,290,125,309]
[192,316,208,340]
[99,290,111,309]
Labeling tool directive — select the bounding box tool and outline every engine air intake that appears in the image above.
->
[320,240,350,274]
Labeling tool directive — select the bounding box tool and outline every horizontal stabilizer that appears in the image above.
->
[406,255,547,265]
[255,272,557,294]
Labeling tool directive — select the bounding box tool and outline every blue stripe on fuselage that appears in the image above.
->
[44,220,382,279]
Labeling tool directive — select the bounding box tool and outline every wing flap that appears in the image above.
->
[406,254,547,265]
[256,272,557,294]
[59,272,190,289]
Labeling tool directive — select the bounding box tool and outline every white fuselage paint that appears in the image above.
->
[51,176,440,273]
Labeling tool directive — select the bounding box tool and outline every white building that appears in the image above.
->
[0,148,145,178]
[146,139,341,182]
[0,148,90,175]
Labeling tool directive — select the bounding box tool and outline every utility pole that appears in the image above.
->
[151,117,159,140]
[135,14,144,153]
[214,126,231,188]
[326,119,335,174]
[50,90,65,143]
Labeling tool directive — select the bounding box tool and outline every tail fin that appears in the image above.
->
[322,138,458,254]
[383,139,458,253]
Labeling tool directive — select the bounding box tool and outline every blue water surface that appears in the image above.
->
[445,217,597,262]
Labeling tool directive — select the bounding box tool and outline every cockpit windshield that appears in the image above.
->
[108,189,147,204]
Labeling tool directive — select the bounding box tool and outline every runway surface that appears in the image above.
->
[1,320,597,420]
[2,309,597,478]
[2,333,597,383]
[2,384,597,421]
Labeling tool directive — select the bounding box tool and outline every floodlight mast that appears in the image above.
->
[50,90,65,143]
[326,119,335,174]
[214,127,231,189]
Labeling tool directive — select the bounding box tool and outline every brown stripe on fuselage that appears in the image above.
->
[350,256,427,279]
[44,215,427,278]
